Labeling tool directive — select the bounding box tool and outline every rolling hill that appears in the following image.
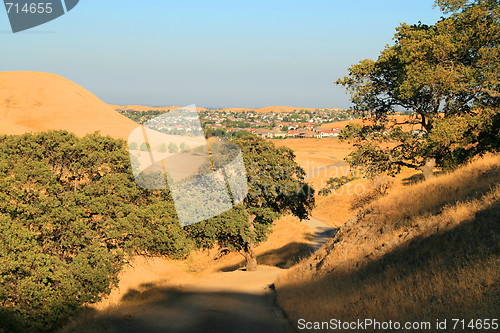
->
[111,104,209,112]
[219,106,318,113]
[0,72,137,139]
[319,115,424,131]
[110,105,322,113]
[276,154,500,327]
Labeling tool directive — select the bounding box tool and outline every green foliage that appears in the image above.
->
[180,142,191,152]
[185,205,253,251]
[186,136,315,252]
[128,142,138,150]
[336,0,499,176]
[425,108,500,170]
[435,0,498,13]
[140,142,151,151]
[168,142,179,153]
[158,143,167,153]
[319,175,358,196]
[118,109,166,123]
[0,131,317,327]
[0,131,190,332]
[339,123,381,141]
[204,127,227,138]
[237,136,315,220]
[233,130,253,139]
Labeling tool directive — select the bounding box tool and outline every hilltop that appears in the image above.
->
[0,72,137,139]
[319,114,423,131]
[219,106,321,113]
[111,104,209,112]
[276,154,500,328]
[110,104,342,113]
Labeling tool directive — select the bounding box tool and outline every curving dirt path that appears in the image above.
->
[304,161,349,180]
[64,218,336,333]
[302,216,338,250]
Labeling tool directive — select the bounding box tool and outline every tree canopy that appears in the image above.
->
[186,136,315,271]
[0,131,314,331]
[336,0,499,177]
[0,131,191,332]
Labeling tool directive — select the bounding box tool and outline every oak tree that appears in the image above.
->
[336,0,499,179]
[186,136,315,271]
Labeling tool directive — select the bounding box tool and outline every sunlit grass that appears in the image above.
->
[276,154,500,331]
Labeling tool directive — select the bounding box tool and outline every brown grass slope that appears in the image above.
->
[276,155,500,330]
[110,105,315,113]
[111,105,209,112]
[0,72,137,139]
[219,106,318,113]
[319,115,423,131]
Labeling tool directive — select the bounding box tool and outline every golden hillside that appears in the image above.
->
[0,72,137,139]
[110,104,332,113]
[111,105,209,112]
[276,154,500,329]
[320,115,423,131]
[219,106,318,113]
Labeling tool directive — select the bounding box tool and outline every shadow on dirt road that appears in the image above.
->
[71,286,293,333]
[62,217,336,333]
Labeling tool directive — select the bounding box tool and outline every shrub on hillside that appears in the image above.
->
[0,131,191,332]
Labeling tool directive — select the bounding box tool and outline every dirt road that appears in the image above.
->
[305,161,349,180]
[63,218,336,333]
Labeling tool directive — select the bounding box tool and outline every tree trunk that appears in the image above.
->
[240,214,258,271]
[240,242,258,271]
[420,158,436,180]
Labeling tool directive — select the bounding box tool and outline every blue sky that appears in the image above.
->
[1,1,444,108]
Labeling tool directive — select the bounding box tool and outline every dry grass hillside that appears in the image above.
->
[59,215,322,332]
[272,138,353,189]
[63,216,314,314]
[271,138,419,228]
[0,72,137,139]
[110,105,316,113]
[220,106,318,113]
[320,115,423,131]
[276,154,500,330]
[111,105,209,112]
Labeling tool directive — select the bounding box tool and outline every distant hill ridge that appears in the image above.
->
[110,105,209,112]
[111,104,345,113]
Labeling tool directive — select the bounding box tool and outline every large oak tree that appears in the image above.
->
[336,0,499,178]
[186,136,315,271]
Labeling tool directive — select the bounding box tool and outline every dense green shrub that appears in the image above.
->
[0,131,191,332]
[0,131,314,330]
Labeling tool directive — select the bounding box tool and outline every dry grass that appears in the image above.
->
[110,105,209,112]
[311,178,369,228]
[220,106,318,113]
[319,115,424,131]
[184,215,314,273]
[81,215,313,311]
[276,154,500,331]
[272,138,354,191]
[271,138,423,229]
[312,167,423,228]
[0,72,137,139]
[59,215,315,332]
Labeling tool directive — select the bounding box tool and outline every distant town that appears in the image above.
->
[118,108,359,139]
